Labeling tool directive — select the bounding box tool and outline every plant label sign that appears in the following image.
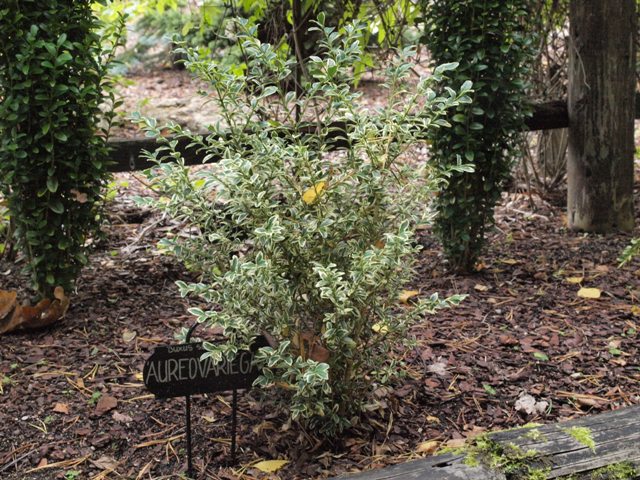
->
[143,336,269,398]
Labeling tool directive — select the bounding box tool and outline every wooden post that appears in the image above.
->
[567,0,636,232]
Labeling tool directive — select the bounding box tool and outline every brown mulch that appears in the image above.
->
[1,66,639,478]
[1,175,639,480]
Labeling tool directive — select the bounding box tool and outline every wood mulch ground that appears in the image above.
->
[1,173,639,480]
[1,67,639,479]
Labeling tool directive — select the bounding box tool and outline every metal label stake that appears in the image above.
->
[185,322,199,479]
[142,326,268,478]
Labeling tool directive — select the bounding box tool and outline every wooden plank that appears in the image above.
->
[524,100,568,130]
[337,453,504,480]
[104,101,566,173]
[490,405,640,478]
[106,135,207,172]
[336,406,640,479]
[106,95,640,173]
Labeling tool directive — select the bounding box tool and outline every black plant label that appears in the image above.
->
[143,336,268,398]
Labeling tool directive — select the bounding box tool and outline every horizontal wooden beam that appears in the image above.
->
[107,135,203,173]
[107,95,639,173]
[524,100,568,130]
[335,405,640,479]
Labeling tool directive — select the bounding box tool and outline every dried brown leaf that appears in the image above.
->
[95,395,118,416]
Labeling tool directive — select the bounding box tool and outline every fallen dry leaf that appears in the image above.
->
[95,395,118,416]
[499,258,518,265]
[416,440,439,455]
[0,290,17,320]
[577,287,601,299]
[69,189,89,203]
[566,276,584,284]
[112,411,133,423]
[514,393,549,415]
[474,284,490,292]
[465,426,487,439]
[444,438,466,449]
[91,455,118,471]
[52,403,69,414]
[0,287,69,334]
[398,290,419,303]
[427,362,448,376]
[308,342,330,363]
[122,329,137,343]
[608,339,621,349]
[254,459,289,473]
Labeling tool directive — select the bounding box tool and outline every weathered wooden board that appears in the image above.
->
[336,453,504,480]
[107,96,640,173]
[490,405,640,479]
[337,405,640,479]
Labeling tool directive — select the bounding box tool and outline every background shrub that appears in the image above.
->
[136,16,469,435]
[422,0,535,273]
[0,1,124,297]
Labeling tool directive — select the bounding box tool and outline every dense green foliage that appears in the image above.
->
[422,0,534,272]
[0,1,124,297]
[135,16,469,435]
[99,0,420,76]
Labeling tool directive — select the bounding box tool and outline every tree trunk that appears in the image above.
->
[567,0,636,232]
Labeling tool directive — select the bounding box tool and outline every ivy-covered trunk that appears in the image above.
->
[0,1,121,297]
[422,0,534,273]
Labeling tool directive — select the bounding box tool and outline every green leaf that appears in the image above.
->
[46,177,58,193]
[54,131,68,142]
[483,383,496,395]
[49,199,64,214]
[533,352,549,362]
[56,52,72,66]
[181,21,194,37]
[434,62,459,75]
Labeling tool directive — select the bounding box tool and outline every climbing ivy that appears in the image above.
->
[421,0,535,272]
[0,1,124,297]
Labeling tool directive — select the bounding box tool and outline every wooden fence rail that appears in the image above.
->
[107,96,640,173]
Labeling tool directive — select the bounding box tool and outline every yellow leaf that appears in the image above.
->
[474,284,489,292]
[566,277,583,284]
[254,459,289,473]
[372,322,389,334]
[302,181,326,205]
[500,258,518,265]
[631,305,640,316]
[577,287,601,299]
[416,440,439,455]
[398,290,419,304]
